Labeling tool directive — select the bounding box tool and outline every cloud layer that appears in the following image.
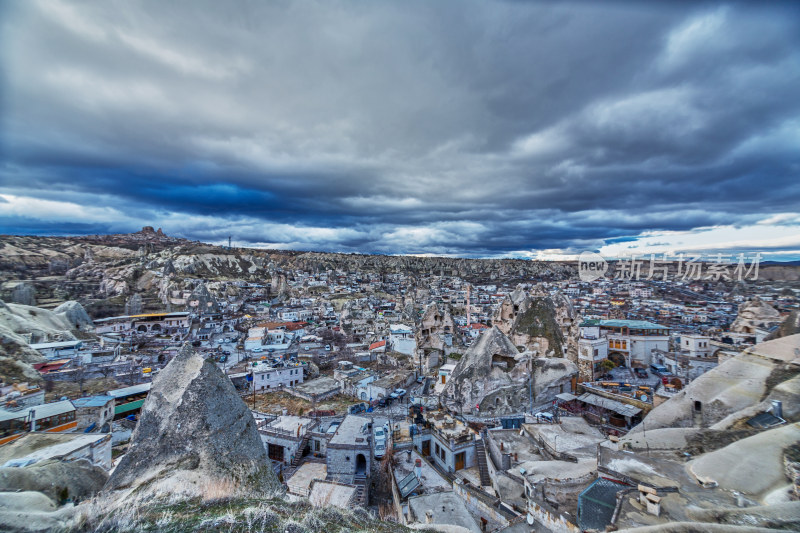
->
[2,1,799,258]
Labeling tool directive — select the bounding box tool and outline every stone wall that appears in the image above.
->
[527,497,580,533]
[452,478,508,532]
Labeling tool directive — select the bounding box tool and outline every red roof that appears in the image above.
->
[369,340,387,350]
[468,323,488,330]
[255,321,308,331]
[33,360,71,373]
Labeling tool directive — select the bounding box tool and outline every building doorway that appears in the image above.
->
[421,440,430,457]
[455,451,465,471]
[355,454,367,476]
[268,443,284,463]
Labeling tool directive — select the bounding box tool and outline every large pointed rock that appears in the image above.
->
[442,327,577,415]
[105,344,280,500]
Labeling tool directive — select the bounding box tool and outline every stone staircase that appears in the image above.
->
[353,473,368,506]
[475,438,492,487]
[291,433,312,467]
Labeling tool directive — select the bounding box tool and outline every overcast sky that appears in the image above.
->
[1,1,799,259]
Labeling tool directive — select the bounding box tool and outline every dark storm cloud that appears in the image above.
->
[1,1,799,257]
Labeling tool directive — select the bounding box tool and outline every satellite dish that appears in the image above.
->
[641,395,648,402]
[527,513,535,525]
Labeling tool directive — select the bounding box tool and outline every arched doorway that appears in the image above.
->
[137,325,148,333]
[608,352,626,368]
[151,323,161,332]
[355,454,367,475]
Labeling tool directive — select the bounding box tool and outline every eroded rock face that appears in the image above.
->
[0,459,107,504]
[441,326,577,415]
[416,303,463,369]
[105,343,280,500]
[730,296,782,334]
[493,285,570,357]
[53,301,93,331]
[11,282,36,307]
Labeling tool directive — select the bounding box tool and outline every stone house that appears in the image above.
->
[72,395,115,432]
[326,415,372,484]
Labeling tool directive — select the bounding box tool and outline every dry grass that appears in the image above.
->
[46,377,123,401]
[248,391,361,416]
[71,492,414,533]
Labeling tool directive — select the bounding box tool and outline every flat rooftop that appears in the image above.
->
[392,450,451,494]
[266,415,314,434]
[523,416,606,456]
[0,432,109,467]
[329,414,371,446]
[287,461,327,496]
[487,429,542,464]
[407,492,481,533]
[294,376,340,395]
[309,480,356,509]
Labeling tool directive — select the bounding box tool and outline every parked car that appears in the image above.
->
[416,376,425,384]
[348,402,367,415]
[374,440,386,460]
[634,368,648,379]
[378,398,388,408]
[390,388,407,399]
[534,411,554,423]
[650,364,669,377]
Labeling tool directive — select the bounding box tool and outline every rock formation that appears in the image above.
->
[11,282,36,306]
[415,303,463,370]
[0,300,93,383]
[0,491,77,533]
[187,283,219,314]
[730,296,782,334]
[629,334,800,433]
[105,343,281,501]
[441,326,577,415]
[124,293,143,315]
[493,285,569,357]
[53,301,93,331]
[0,459,108,504]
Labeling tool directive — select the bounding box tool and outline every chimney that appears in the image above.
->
[425,510,433,524]
[415,458,422,479]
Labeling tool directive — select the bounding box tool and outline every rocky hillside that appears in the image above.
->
[0,299,93,383]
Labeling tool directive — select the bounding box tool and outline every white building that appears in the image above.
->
[389,324,416,355]
[680,334,714,358]
[249,362,304,391]
[244,336,264,351]
[579,319,669,368]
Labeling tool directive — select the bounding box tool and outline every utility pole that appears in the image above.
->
[529,358,535,414]
[251,368,256,410]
